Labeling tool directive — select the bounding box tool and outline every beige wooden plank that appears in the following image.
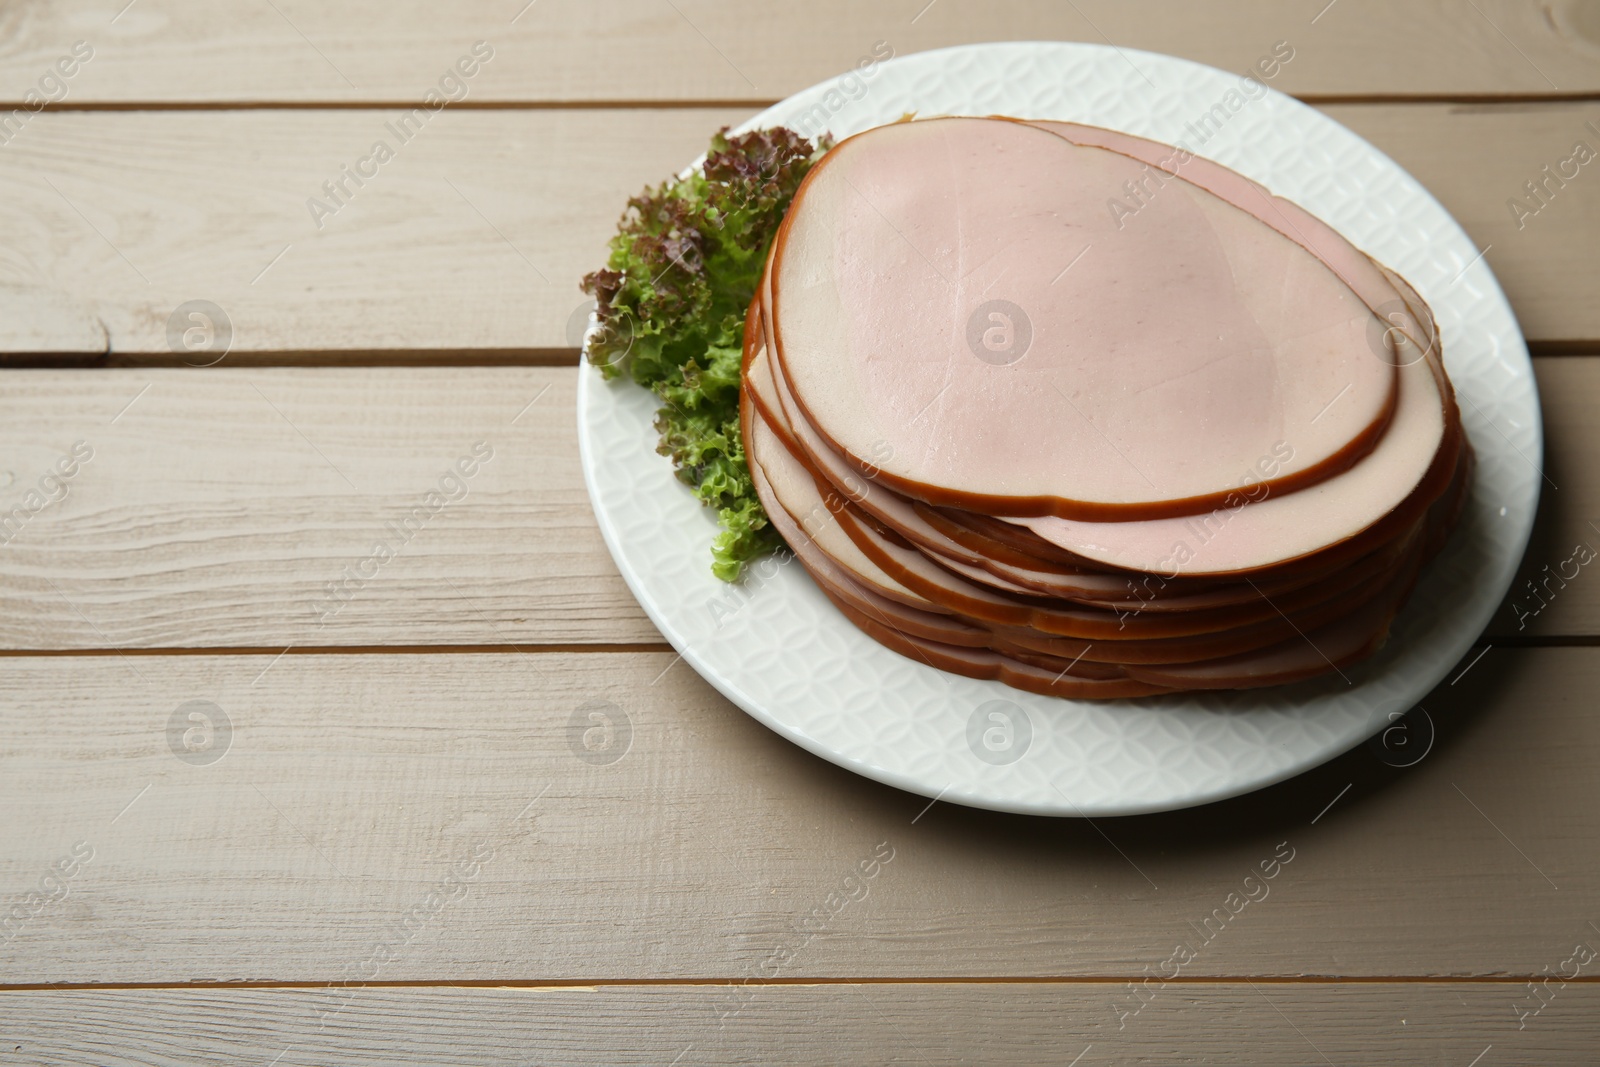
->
[1489,358,1600,638]
[1324,102,1600,345]
[0,108,749,359]
[4,982,1598,1066]
[0,648,1595,984]
[0,358,1593,652]
[4,1,1600,104]
[0,367,660,648]
[0,105,1596,360]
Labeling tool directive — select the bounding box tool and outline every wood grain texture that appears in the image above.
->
[4,0,1600,104]
[1324,101,1600,346]
[1497,358,1600,638]
[0,648,1595,984]
[4,982,1597,1066]
[0,108,748,359]
[0,367,661,648]
[0,105,1595,359]
[0,360,1593,650]
[1,2,1596,1058]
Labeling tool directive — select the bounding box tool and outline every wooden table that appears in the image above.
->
[2,3,1597,1062]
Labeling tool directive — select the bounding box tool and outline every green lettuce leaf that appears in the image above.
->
[581,126,830,581]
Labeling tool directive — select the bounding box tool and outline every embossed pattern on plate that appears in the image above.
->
[577,43,1539,816]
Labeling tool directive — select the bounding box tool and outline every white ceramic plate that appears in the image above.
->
[576,42,1539,816]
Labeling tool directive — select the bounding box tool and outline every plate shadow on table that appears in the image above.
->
[718,629,1527,865]
[1489,426,1588,640]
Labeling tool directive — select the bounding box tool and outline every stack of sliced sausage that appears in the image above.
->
[741,116,1471,698]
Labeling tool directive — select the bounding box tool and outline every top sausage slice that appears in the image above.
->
[770,116,1399,521]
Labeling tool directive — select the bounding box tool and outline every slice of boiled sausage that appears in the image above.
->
[770,115,1398,521]
[1009,343,1455,576]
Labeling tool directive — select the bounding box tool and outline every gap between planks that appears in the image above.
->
[13,92,1600,111]
[6,975,1600,992]
[0,644,677,658]
[1,638,1598,660]
[0,348,583,369]
[1,343,1593,368]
